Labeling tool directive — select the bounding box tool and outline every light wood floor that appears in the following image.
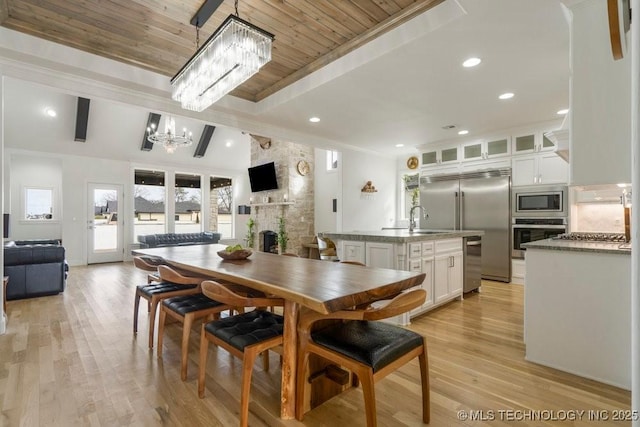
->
[0,263,630,426]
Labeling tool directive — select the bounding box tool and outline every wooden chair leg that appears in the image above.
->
[359,368,377,427]
[262,351,269,371]
[240,348,260,427]
[148,296,160,349]
[157,307,167,358]
[181,313,194,381]
[198,326,209,398]
[133,292,141,334]
[419,345,430,424]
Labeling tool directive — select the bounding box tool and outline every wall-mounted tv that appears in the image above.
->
[248,162,278,192]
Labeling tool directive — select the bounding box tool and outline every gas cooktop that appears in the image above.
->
[553,232,627,242]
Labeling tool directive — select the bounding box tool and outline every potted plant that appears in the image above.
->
[245,217,255,249]
[277,216,288,254]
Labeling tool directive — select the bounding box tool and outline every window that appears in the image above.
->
[326,150,338,171]
[175,173,202,233]
[134,169,166,237]
[210,176,233,238]
[25,187,54,220]
[401,174,419,220]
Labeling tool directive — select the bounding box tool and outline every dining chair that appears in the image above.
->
[295,289,430,427]
[157,281,233,381]
[317,236,339,261]
[133,260,202,349]
[198,280,284,427]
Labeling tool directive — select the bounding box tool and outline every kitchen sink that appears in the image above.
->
[408,230,444,234]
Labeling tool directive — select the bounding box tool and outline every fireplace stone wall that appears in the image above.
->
[249,136,315,256]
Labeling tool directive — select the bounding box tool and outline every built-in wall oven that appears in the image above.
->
[512,185,568,258]
[512,217,567,258]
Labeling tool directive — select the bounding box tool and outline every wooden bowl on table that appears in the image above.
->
[217,248,253,260]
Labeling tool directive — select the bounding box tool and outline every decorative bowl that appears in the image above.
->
[217,248,253,260]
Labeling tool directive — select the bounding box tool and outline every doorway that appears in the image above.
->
[88,183,123,264]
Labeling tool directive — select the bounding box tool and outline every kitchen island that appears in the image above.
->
[522,238,631,390]
[320,229,484,323]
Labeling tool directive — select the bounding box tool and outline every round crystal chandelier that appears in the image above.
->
[146,116,193,153]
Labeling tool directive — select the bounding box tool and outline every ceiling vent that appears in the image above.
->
[74,97,90,142]
[141,113,161,151]
[193,125,216,158]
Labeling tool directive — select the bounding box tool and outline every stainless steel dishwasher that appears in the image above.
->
[463,236,482,292]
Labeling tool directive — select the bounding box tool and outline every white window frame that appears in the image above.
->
[326,150,339,171]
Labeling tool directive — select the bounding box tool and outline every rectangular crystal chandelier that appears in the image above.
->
[171,15,274,112]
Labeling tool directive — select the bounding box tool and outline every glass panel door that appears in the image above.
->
[88,183,123,264]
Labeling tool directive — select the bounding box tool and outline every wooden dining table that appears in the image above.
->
[133,244,426,419]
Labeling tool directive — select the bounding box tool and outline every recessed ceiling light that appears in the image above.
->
[395,144,404,148]
[309,117,320,123]
[557,108,569,115]
[462,57,481,68]
[225,141,232,147]
[499,92,514,100]
[45,108,57,117]
[458,130,469,135]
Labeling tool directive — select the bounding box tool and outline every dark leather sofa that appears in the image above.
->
[137,232,221,248]
[3,239,68,300]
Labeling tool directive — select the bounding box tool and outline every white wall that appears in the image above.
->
[340,150,397,231]
[7,154,63,240]
[314,148,341,233]
[570,0,631,185]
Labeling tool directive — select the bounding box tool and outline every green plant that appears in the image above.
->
[245,217,256,249]
[411,188,419,207]
[277,216,288,253]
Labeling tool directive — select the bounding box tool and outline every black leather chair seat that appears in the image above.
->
[205,311,284,351]
[163,294,223,315]
[312,321,423,373]
[137,282,197,297]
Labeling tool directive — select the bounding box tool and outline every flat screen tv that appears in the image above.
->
[248,162,278,192]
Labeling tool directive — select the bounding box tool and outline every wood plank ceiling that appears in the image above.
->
[0,0,444,102]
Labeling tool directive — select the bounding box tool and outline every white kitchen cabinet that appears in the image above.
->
[433,239,463,304]
[365,242,395,269]
[512,152,568,186]
[408,241,435,316]
[462,137,510,161]
[341,241,365,264]
[512,131,556,155]
[421,145,459,168]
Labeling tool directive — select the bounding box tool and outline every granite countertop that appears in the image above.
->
[523,238,631,255]
[319,229,484,243]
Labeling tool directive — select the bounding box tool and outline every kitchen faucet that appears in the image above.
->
[409,205,428,232]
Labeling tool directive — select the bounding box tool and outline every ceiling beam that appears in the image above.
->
[74,97,90,142]
[141,113,161,151]
[193,125,215,158]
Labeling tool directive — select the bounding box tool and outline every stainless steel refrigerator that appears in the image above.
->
[419,169,511,283]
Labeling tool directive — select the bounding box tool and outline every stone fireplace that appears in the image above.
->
[248,136,315,255]
[259,230,278,254]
